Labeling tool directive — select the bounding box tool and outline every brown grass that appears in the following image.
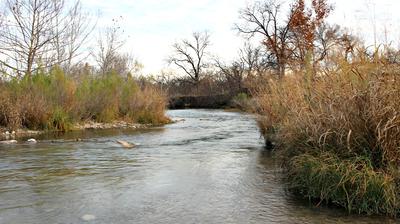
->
[254,55,400,215]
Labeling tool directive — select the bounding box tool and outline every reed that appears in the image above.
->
[255,55,400,215]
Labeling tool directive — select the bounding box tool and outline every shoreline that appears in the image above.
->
[0,120,173,142]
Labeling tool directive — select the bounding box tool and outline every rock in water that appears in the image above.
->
[0,140,17,144]
[81,214,96,221]
[116,140,135,148]
[27,138,37,143]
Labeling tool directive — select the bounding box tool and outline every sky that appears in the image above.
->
[81,0,400,75]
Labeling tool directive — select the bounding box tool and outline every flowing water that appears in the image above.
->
[0,110,395,223]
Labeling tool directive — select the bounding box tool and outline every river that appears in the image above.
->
[0,110,394,223]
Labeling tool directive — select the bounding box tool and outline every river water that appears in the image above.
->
[0,110,394,223]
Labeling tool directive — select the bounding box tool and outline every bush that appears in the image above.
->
[0,68,168,131]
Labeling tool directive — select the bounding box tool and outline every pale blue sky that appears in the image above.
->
[82,0,400,74]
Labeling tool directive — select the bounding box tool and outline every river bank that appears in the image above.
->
[0,119,176,142]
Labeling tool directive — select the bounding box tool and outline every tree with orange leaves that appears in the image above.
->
[289,0,332,71]
[236,0,332,77]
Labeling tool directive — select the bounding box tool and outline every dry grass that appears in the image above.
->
[254,55,400,215]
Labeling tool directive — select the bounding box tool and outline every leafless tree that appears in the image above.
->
[168,31,210,85]
[214,42,274,93]
[214,57,245,93]
[93,19,139,77]
[235,0,296,78]
[0,0,93,78]
[238,42,270,76]
[52,1,95,73]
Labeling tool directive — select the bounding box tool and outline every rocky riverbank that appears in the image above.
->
[0,121,153,142]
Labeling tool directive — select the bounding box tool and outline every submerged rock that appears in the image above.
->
[116,140,135,148]
[174,118,186,122]
[81,214,96,221]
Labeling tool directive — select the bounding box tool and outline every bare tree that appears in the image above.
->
[94,18,138,76]
[0,0,91,78]
[235,0,295,77]
[52,1,95,73]
[168,31,210,85]
[214,41,274,94]
[214,57,245,93]
[238,42,270,76]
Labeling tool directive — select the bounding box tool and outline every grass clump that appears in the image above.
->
[254,55,400,216]
[287,152,398,216]
[230,92,253,111]
[0,68,169,132]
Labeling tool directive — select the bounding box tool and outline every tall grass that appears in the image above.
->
[0,68,169,131]
[255,55,400,215]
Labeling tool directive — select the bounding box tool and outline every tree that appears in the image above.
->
[52,1,95,73]
[236,0,296,77]
[236,0,331,77]
[238,42,270,77]
[214,43,270,93]
[168,31,210,85]
[0,0,92,78]
[214,57,245,93]
[288,0,331,72]
[93,17,140,77]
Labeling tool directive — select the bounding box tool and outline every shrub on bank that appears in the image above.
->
[0,68,169,131]
[287,152,398,216]
[254,58,400,216]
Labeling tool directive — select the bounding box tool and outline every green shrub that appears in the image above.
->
[287,152,398,216]
[47,107,72,131]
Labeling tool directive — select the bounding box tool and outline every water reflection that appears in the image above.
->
[0,109,395,223]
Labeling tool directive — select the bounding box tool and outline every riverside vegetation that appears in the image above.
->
[254,55,400,216]
[0,67,169,133]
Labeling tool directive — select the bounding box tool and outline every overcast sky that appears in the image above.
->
[82,0,400,74]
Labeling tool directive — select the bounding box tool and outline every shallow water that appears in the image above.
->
[0,109,395,223]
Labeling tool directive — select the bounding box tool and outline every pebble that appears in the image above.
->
[81,214,96,221]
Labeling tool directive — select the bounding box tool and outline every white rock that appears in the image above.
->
[116,140,135,148]
[27,138,37,143]
[4,131,10,135]
[81,214,96,221]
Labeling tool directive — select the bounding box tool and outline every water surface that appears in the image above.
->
[0,110,394,223]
